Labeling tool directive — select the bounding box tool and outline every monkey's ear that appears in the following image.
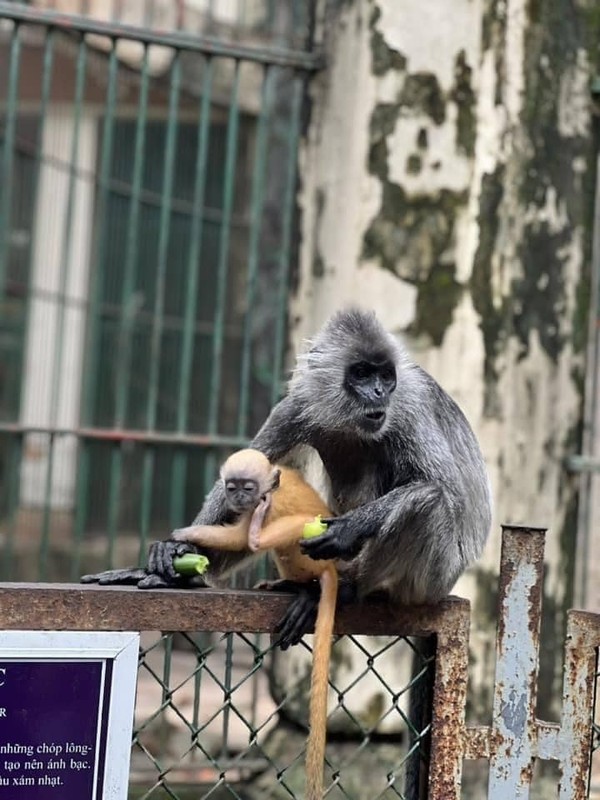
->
[270,468,281,491]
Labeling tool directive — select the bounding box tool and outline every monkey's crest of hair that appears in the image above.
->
[220,449,272,482]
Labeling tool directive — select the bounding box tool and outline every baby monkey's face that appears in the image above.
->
[223,473,262,513]
[222,465,280,514]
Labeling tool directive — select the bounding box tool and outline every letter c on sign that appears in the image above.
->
[0,669,5,686]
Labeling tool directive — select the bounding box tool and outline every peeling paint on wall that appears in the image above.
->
[290,0,593,730]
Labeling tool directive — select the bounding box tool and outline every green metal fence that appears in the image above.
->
[0,4,437,798]
[0,0,318,580]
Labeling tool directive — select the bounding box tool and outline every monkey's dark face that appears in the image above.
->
[224,477,261,513]
[222,468,280,513]
[344,357,396,435]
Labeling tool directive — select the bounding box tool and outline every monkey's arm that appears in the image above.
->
[144,483,256,583]
[250,396,306,461]
[248,514,309,552]
[143,398,306,583]
[300,481,445,562]
[173,519,250,551]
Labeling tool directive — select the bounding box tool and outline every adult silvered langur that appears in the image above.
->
[83,309,491,647]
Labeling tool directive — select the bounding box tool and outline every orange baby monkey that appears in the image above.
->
[173,448,337,800]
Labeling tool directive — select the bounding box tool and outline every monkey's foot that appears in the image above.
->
[254,578,303,592]
[275,584,320,650]
[80,567,149,586]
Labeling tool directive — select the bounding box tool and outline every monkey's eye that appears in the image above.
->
[225,481,238,493]
[381,366,396,385]
[349,362,372,381]
[243,482,256,492]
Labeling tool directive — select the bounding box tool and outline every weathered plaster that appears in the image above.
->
[289,0,592,728]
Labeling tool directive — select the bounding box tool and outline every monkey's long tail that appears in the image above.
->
[305,564,338,800]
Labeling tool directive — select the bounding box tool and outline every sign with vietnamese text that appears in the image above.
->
[0,632,139,799]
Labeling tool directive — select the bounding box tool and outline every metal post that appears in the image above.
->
[487,525,546,799]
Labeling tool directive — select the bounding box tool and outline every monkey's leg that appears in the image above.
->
[305,565,338,800]
[275,579,356,650]
[172,519,250,551]
[254,578,308,592]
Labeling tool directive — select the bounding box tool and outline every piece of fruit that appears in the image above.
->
[173,554,210,576]
[302,515,328,539]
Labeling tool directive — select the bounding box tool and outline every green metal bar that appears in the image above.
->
[169,453,184,530]
[208,60,241,435]
[106,446,122,568]
[139,448,154,563]
[140,47,179,561]
[237,65,273,437]
[146,52,181,431]
[160,634,174,762]
[0,21,21,298]
[38,434,55,580]
[80,44,119,426]
[1,435,22,581]
[48,31,82,426]
[75,44,119,574]
[70,440,90,580]
[0,2,324,71]
[271,74,304,406]
[169,58,214,527]
[176,57,214,434]
[114,45,150,428]
[220,634,235,759]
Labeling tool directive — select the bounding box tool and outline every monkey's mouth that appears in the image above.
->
[364,411,386,428]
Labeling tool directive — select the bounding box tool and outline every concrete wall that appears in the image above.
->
[291,0,597,718]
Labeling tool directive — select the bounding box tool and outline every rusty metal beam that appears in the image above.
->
[0,583,469,637]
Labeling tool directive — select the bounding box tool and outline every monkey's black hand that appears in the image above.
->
[300,516,366,562]
[146,539,200,581]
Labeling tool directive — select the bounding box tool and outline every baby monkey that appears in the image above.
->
[173,448,337,800]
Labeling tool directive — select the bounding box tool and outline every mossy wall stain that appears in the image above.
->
[363,15,479,348]
[399,73,446,125]
[363,177,466,345]
[450,50,476,157]
[369,6,407,76]
[470,167,506,417]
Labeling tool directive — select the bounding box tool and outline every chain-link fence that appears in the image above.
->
[131,630,434,799]
[0,583,459,799]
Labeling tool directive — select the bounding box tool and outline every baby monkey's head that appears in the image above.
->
[220,449,281,514]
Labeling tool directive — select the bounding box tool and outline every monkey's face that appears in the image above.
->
[343,357,396,436]
[223,477,262,513]
[291,309,402,441]
[222,467,279,513]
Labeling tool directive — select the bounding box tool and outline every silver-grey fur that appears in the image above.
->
[253,308,491,605]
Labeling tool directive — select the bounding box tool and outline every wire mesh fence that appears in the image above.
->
[130,631,434,799]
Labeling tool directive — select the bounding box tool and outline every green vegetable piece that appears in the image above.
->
[173,554,210,576]
[302,515,328,539]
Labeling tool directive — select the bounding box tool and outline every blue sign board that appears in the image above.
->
[0,632,139,800]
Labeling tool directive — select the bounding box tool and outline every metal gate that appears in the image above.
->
[0,0,319,583]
